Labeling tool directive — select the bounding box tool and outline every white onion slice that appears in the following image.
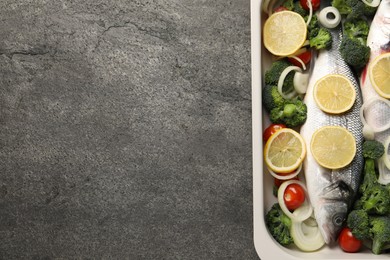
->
[294,71,310,94]
[262,0,272,13]
[378,158,390,185]
[360,97,390,136]
[305,0,313,26]
[318,7,341,29]
[362,0,380,7]
[277,180,313,222]
[291,216,325,251]
[267,163,302,180]
[277,66,301,99]
[380,136,390,171]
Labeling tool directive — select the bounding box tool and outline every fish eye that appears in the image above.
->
[332,214,345,227]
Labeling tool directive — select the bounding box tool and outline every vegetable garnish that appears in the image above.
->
[318,7,341,28]
[313,74,356,114]
[369,52,390,99]
[290,214,325,251]
[278,180,313,222]
[264,128,306,174]
[263,123,286,142]
[310,126,356,169]
[359,96,390,140]
[267,163,302,180]
[338,227,362,253]
[263,11,307,56]
[284,183,306,211]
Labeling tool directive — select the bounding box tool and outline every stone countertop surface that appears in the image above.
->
[0,0,256,259]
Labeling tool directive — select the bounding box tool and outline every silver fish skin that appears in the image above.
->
[300,27,364,244]
[360,0,390,184]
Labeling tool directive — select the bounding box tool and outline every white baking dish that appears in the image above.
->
[250,0,389,259]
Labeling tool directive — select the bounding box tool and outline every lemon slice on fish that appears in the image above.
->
[263,11,307,56]
[313,74,356,114]
[369,52,390,99]
[310,126,356,169]
[264,128,306,173]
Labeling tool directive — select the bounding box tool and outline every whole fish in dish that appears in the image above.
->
[300,27,364,244]
[360,0,390,184]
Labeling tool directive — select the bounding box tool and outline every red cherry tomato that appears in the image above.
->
[263,124,287,142]
[288,50,312,68]
[300,0,321,11]
[338,227,362,253]
[284,183,305,211]
[274,6,288,12]
[274,176,299,188]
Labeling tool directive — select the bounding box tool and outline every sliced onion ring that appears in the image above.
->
[318,7,341,29]
[381,136,390,171]
[360,97,390,135]
[291,216,325,252]
[267,163,302,180]
[277,180,313,222]
[305,0,313,26]
[278,66,301,99]
[362,0,380,7]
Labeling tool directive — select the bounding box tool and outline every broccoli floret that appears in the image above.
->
[332,0,364,18]
[293,1,308,17]
[360,184,390,215]
[340,37,370,70]
[363,4,378,17]
[265,203,293,246]
[347,209,371,240]
[309,27,332,50]
[282,0,294,10]
[360,158,378,194]
[270,98,307,127]
[262,85,285,113]
[332,0,352,15]
[344,19,370,45]
[363,140,385,160]
[369,216,390,254]
[265,60,295,95]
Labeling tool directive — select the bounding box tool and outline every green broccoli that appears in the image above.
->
[309,27,333,50]
[333,0,378,19]
[363,140,385,160]
[340,36,370,70]
[332,0,352,15]
[359,158,378,194]
[262,85,285,113]
[293,1,308,17]
[347,209,371,240]
[344,19,370,45]
[265,60,295,94]
[360,184,390,215]
[265,203,293,246]
[270,98,307,127]
[282,0,294,10]
[369,216,390,254]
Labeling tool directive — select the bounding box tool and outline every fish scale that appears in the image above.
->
[300,26,364,244]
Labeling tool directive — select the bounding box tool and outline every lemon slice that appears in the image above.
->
[263,11,307,56]
[264,128,306,173]
[368,52,390,99]
[313,74,356,114]
[310,126,356,169]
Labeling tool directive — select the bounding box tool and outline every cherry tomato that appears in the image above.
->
[274,176,299,188]
[284,183,305,211]
[263,124,287,142]
[274,6,288,12]
[300,0,321,11]
[338,227,362,253]
[288,50,312,68]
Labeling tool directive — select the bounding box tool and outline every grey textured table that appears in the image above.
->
[0,0,257,259]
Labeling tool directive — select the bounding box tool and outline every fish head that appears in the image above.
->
[315,180,353,244]
[316,200,349,244]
